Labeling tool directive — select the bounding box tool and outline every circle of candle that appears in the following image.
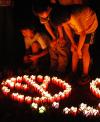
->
[1,75,72,112]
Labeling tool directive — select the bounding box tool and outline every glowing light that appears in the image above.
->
[39,106,46,114]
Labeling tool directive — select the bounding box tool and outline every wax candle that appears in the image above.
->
[37,75,43,83]
[25,96,32,104]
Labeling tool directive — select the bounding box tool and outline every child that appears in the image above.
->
[21,26,50,74]
[32,1,98,84]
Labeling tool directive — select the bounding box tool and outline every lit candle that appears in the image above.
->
[9,82,14,89]
[30,75,36,81]
[52,102,59,109]
[12,93,19,101]
[15,83,21,90]
[63,107,70,114]
[44,76,50,82]
[33,97,40,104]
[10,77,16,83]
[39,106,46,114]
[37,75,43,83]
[17,76,22,83]
[31,102,38,110]
[22,84,28,91]
[25,96,32,104]
[17,94,24,103]
[70,106,78,116]
[3,88,10,96]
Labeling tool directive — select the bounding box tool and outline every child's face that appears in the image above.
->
[31,42,41,53]
[21,29,34,38]
[38,7,51,19]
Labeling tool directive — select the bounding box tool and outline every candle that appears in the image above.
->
[3,88,10,96]
[37,75,43,83]
[15,83,21,90]
[63,107,70,114]
[10,77,16,83]
[17,76,22,83]
[12,93,19,101]
[22,84,28,91]
[31,102,38,110]
[33,97,40,104]
[30,75,36,81]
[9,82,14,89]
[17,94,24,103]
[52,102,59,109]
[70,106,78,116]
[39,106,46,114]
[25,96,32,104]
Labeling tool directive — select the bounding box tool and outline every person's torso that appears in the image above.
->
[24,33,47,50]
[68,7,98,34]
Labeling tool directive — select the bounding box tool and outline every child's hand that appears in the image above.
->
[77,49,82,59]
[50,39,57,47]
[71,43,77,53]
[29,55,39,62]
[24,55,31,63]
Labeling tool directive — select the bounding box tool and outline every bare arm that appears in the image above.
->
[57,25,64,39]
[44,22,56,40]
[29,49,48,61]
[78,31,86,51]
[62,22,75,45]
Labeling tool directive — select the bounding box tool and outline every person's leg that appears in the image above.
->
[72,50,79,73]
[49,42,58,71]
[57,39,69,74]
[82,44,90,76]
[78,43,90,85]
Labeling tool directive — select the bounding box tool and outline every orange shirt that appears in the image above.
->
[67,7,98,34]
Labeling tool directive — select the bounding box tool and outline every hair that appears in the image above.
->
[32,0,51,15]
[20,22,36,33]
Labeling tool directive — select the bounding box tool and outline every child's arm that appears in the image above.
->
[77,31,86,58]
[62,22,75,45]
[57,25,64,39]
[62,22,77,52]
[29,49,48,61]
[44,22,56,40]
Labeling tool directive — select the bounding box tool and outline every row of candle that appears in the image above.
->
[63,103,100,117]
[1,77,100,117]
[90,78,100,98]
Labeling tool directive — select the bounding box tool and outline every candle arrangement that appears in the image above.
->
[63,103,100,117]
[90,78,100,98]
[1,75,100,117]
[1,75,71,110]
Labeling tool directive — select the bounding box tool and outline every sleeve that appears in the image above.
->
[35,33,47,50]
